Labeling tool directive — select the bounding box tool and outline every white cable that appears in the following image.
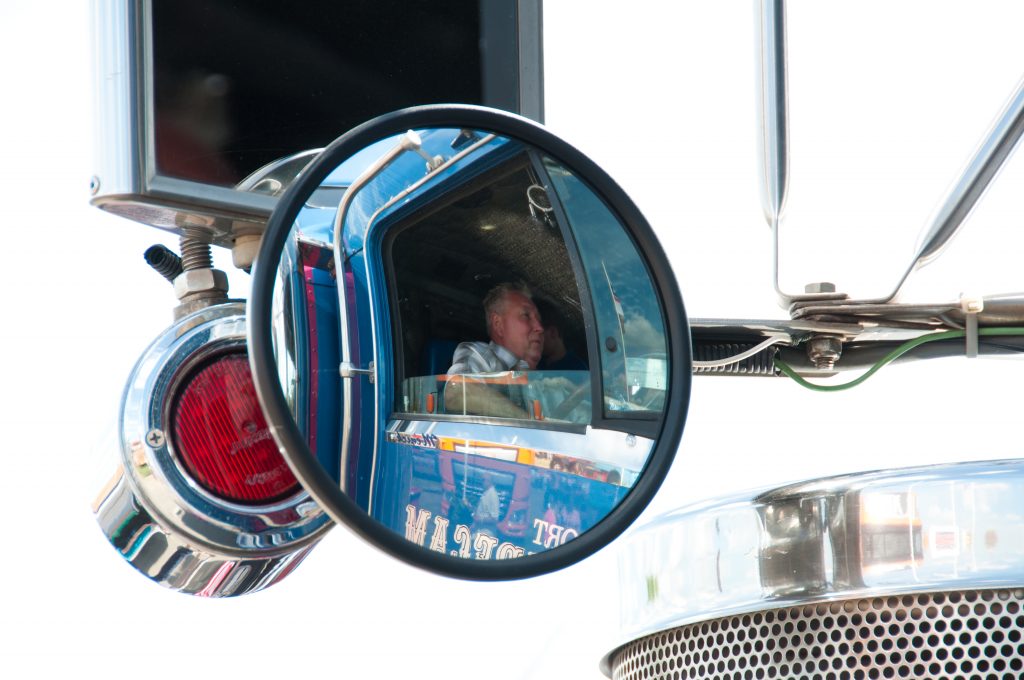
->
[692,335,789,369]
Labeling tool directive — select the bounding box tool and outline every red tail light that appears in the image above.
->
[171,351,300,505]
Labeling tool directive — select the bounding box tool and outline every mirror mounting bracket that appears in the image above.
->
[758,0,1024,310]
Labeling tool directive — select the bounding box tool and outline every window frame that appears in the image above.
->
[532,152,668,440]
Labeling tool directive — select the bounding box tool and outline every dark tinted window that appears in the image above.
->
[152,0,520,185]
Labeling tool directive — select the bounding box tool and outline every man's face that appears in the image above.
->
[491,291,544,369]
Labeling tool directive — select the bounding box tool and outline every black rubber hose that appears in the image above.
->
[144,244,184,283]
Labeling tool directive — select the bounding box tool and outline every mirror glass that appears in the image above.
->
[251,109,689,576]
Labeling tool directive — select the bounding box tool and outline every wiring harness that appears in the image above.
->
[774,327,1024,391]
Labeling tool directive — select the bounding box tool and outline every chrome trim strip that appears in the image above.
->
[94,302,331,596]
[515,0,544,123]
[610,459,1024,660]
[756,0,788,245]
[332,133,422,489]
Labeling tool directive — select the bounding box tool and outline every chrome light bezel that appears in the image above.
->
[94,302,331,596]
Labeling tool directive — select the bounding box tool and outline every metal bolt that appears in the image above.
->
[172,268,229,300]
[146,429,166,448]
[804,282,836,294]
[180,236,214,271]
[807,336,843,370]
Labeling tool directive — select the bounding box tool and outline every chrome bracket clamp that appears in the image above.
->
[961,295,984,358]
[340,361,375,383]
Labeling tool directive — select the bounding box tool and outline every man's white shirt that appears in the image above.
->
[447,341,529,375]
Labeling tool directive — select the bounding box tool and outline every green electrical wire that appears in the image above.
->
[774,327,1024,392]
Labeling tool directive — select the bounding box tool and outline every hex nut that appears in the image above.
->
[173,268,229,300]
[804,282,837,294]
[807,336,843,370]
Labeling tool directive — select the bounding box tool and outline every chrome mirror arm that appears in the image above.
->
[756,0,846,309]
[798,74,1024,312]
[899,75,1024,282]
[757,1,1024,313]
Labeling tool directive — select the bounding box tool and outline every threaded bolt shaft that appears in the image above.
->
[180,236,213,271]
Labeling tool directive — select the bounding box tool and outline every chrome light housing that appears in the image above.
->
[93,302,331,596]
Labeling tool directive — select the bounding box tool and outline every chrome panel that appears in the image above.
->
[94,302,331,596]
[90,0,276,245]
[90,0,139,201]
[608,459,1024,668]
[94,466,316,596]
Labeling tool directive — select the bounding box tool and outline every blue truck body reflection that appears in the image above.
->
[376,434,629,558]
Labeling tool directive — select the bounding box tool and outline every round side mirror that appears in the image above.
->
[249,105,691,579]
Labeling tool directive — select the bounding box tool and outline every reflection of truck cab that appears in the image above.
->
[278,128,656,558]
[396,436,630,558]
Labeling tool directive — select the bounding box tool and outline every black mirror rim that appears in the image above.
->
[249,104,692,580]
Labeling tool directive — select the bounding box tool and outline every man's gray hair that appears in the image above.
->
[483,281,532,336]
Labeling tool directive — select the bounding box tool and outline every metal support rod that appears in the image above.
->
[757,0,846,309]
[905,76,1024,272]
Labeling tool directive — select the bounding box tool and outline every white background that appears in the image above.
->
[3,2,1024,678]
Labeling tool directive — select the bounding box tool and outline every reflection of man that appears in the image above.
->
[445,282,544,417]
[539,317,586,371]
[474,473,501,530]
[529,299,590,423]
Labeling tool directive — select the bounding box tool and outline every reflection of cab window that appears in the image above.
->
[385,148,669,431]
[386,153,592,427]
[542,157,668,420]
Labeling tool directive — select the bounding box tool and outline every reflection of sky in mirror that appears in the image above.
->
[543,159,668,412]
[544,163,662,329]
